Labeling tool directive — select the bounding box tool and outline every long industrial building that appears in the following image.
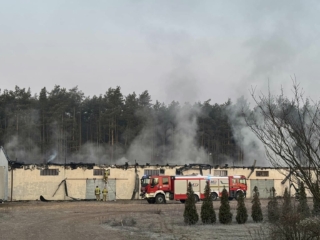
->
[0,146,308,201]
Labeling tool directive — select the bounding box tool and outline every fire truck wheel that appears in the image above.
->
[155,194,165,204]
[210,193,218,201]
[180,200,186,203]
[194,194,199,203]
[235,192,240,200]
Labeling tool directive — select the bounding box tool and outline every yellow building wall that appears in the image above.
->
[7,165,313,200]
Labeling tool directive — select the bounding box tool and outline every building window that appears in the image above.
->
[40,169,59,176]
[144,169,160,176]
[256,171,269,177]
[214,170,228,176]
[93,169,104,176]
[160,168,165,174]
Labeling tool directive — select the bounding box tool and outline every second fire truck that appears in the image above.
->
[141,174,247,204]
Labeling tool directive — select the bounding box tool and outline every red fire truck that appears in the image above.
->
[140,175,247,204]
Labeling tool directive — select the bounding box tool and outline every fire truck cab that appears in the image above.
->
[209,175,247,200]
[141,175,174,204]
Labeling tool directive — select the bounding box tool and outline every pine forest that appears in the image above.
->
[0,85,247,165]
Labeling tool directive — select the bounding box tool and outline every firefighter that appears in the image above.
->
[102,187,108,201]
[95,186,101,201]
[104,169,109,182]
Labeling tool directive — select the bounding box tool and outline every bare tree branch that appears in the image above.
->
[244,81,320,202]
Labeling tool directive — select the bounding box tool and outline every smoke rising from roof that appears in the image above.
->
[125,103,208,165]
[225,96,268,167]
[3,103,209,165]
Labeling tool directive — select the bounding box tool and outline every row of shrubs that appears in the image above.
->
[183,181,320,239]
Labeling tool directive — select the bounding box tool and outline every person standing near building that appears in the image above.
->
[102,187,108,202]
[104,170,109,182]
[95,186,101,201]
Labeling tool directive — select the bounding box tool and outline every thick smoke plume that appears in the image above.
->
[4,104,209,165]
[225,96,268,167]
[4,136,41,163]
[126,104,208,165]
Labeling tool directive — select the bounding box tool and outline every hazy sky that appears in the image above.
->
[1,0,320,105]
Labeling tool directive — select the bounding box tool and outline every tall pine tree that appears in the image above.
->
[267,187,280,223]
[201,180,216,224]
[297,182,310,219]
[236,191,248,224]
[251,186,263,222]
[281,187,292,220]
[219,188,233,224]
[183,182,199,225]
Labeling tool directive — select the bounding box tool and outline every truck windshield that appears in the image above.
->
[240,179,246,185]
[141,178,150,187]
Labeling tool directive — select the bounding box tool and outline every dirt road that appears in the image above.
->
[0,199,269,240]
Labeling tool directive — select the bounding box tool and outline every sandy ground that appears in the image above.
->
[0,199,284,240]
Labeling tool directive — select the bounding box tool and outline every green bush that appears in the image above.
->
[183,182,199,225]
[236,191,248,224]
[281,187,292,217]
[250,186,320,240]
[249,215,320,240]
[298,216,320,238]
[201,180,216,224]
[219,188,232,224]
[251,186,263,222]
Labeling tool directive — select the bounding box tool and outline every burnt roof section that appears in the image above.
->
[6,160,297,171]
[45,162,95,170]
[8,160,25,168]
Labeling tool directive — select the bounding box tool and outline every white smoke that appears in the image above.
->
[67,142,117,165]
[4,135,41,163]
[225,96,268,166]
[169,104,207,164]
[126,103,208,165]
[47,150,57,163]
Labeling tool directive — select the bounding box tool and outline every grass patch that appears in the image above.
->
[106,217,137,227]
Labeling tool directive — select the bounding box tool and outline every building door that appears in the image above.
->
[85,179,116,201]
[106,179,116,201]
[250,179,274,198]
